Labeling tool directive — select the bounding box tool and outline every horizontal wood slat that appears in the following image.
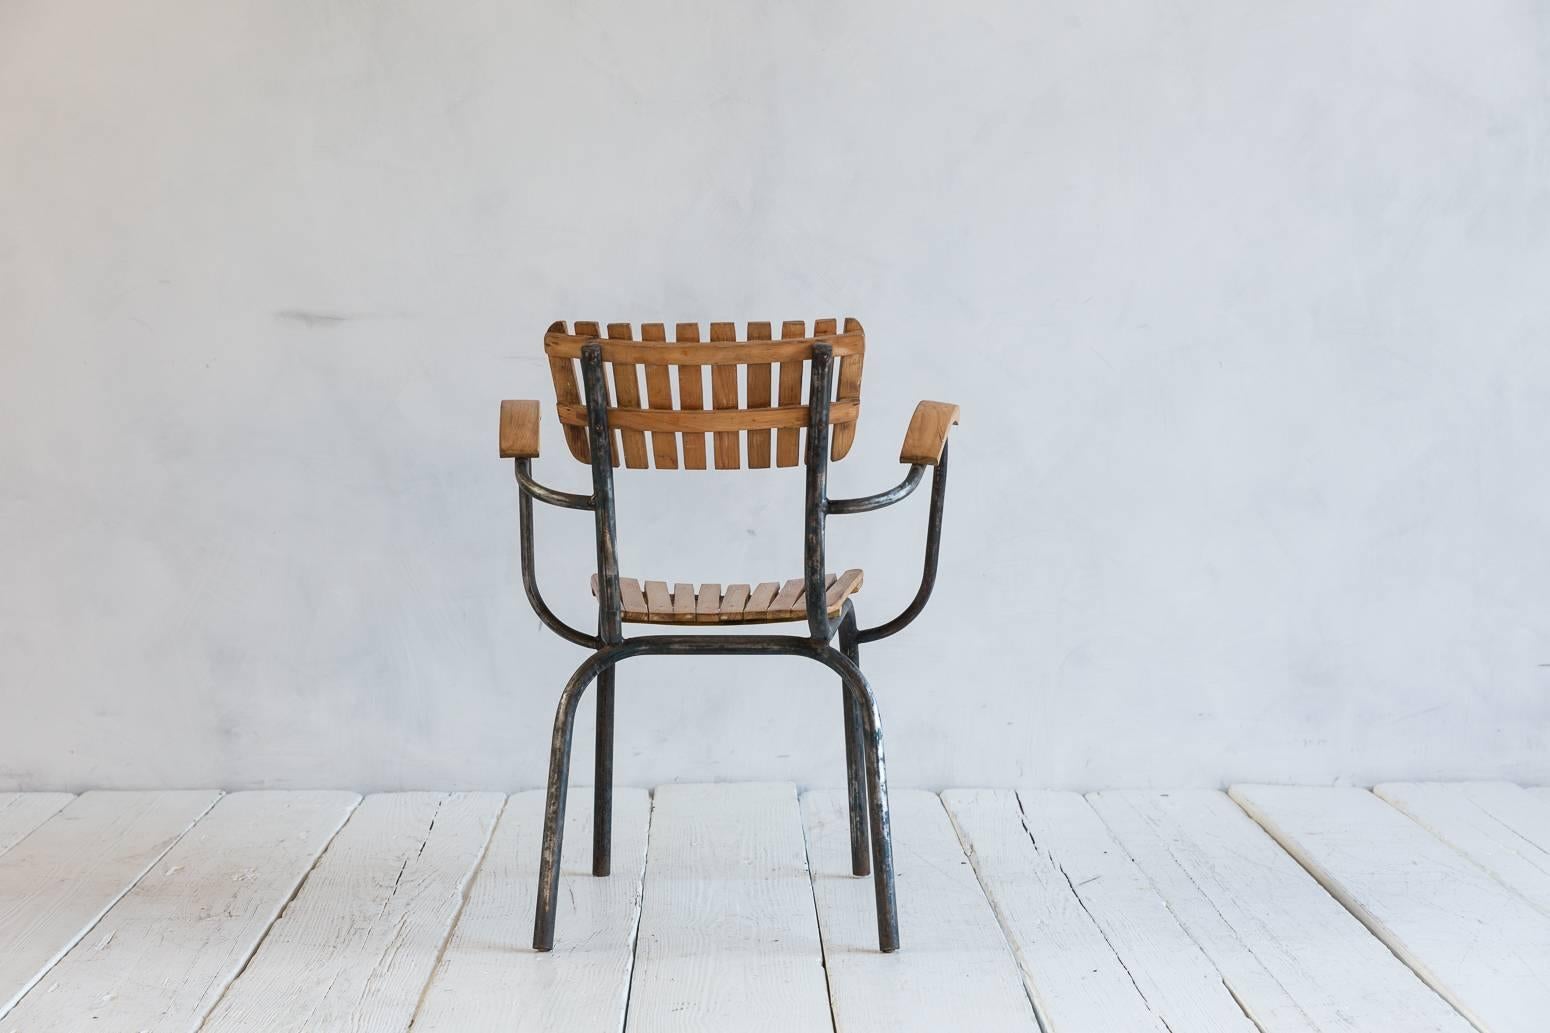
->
[545,333,863,366]
[556,400,858,433]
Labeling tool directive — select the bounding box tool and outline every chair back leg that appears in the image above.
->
[838,606,871,876]
[592,665,616,876]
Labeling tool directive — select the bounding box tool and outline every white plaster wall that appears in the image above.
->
[2,0,1547,792]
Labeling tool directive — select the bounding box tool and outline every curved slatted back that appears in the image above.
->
[545,319,865,469]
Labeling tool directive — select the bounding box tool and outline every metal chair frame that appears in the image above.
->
[511,339,951,953]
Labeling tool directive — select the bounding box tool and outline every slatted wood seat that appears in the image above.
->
[590,570,864,625]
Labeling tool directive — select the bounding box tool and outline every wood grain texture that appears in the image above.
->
[545,318,865,469]
[413,789,649,1032]
[674,322,707,469]
[201,792,503,1033]
[498,399,541,458]
[1,791,356,1030]
[626,783,831,1033]
[709,321,741,469]
[608,322,651,468]
[942,789,1172,1032]
[1374,781,1550,918]
[803,790,1038,1033]
[567,320,620,468]
[1231,784,1550,1033]
[720,583,751,618]
[640,322,679,468]
[1019,790,1258,1033]
[899,400,959,464]
[829,317,863,460]
[547,321,592,462]
[746,321,773,467]
[0,793,73,858]
[1090,789,1471,1033]
[546,328,863,364]
[643,579,671,618]
[0,790,220,1018]
[776,319,806,466]
[555,399,859,433]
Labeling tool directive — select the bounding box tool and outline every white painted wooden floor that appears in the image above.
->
[0,783,1545,1032]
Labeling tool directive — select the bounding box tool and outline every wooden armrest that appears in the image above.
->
[499,400,541,458]
[899,401,959,465]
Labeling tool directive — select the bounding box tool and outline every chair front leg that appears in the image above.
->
[838,606,870,876]
[829,645,900,952]
[592,665,615,876]
[533,650,613,952]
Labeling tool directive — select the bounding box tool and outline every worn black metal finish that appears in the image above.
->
[592,663,614,876]
[514,460,600,650]
[528,633,899,952]
[516,336,953,956]
[838,601,870,876]
[856,441,950,644]
[803,345,835,640]
[514,463,593,510]
[828,463,925,514]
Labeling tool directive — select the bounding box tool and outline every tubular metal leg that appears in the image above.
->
[838,609,870,876]
[592,665,614,877]
[832,649,899,952]
[533,652,611,952]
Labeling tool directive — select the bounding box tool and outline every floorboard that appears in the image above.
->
[944,789,1254,1033]
[802,789,1038,1033]
[1374,781,1550,918]
[0,790,356,1031]
[625,783,831,1033]
[1090,790,1470,1033]
[412,788,652,1033]
[1232,784,1550,1033]
[201,792,504,1033]
[0,793,74,857]
[0,790,220,1018]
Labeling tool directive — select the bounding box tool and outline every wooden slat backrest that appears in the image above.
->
[543,320,866,469]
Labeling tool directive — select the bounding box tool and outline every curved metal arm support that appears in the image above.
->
[514,461,594,511]
[828,464,925,515]
[856,442,950,644]
[516,460,602,649]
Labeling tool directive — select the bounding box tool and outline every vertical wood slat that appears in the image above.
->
[607,323,650,469]
[745,321,773,467]
[639,323,679,469]
[546,321,592,463]
[696,584,722,619]
[709,322,741,468]
[671,583,696,619]
[776,320,806,467]
[571,321,619,467]
[831,316,863,460]
[675,323,708,469]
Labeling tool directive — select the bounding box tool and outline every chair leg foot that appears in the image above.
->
[593,665,615,877]
[864,724,900,952]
